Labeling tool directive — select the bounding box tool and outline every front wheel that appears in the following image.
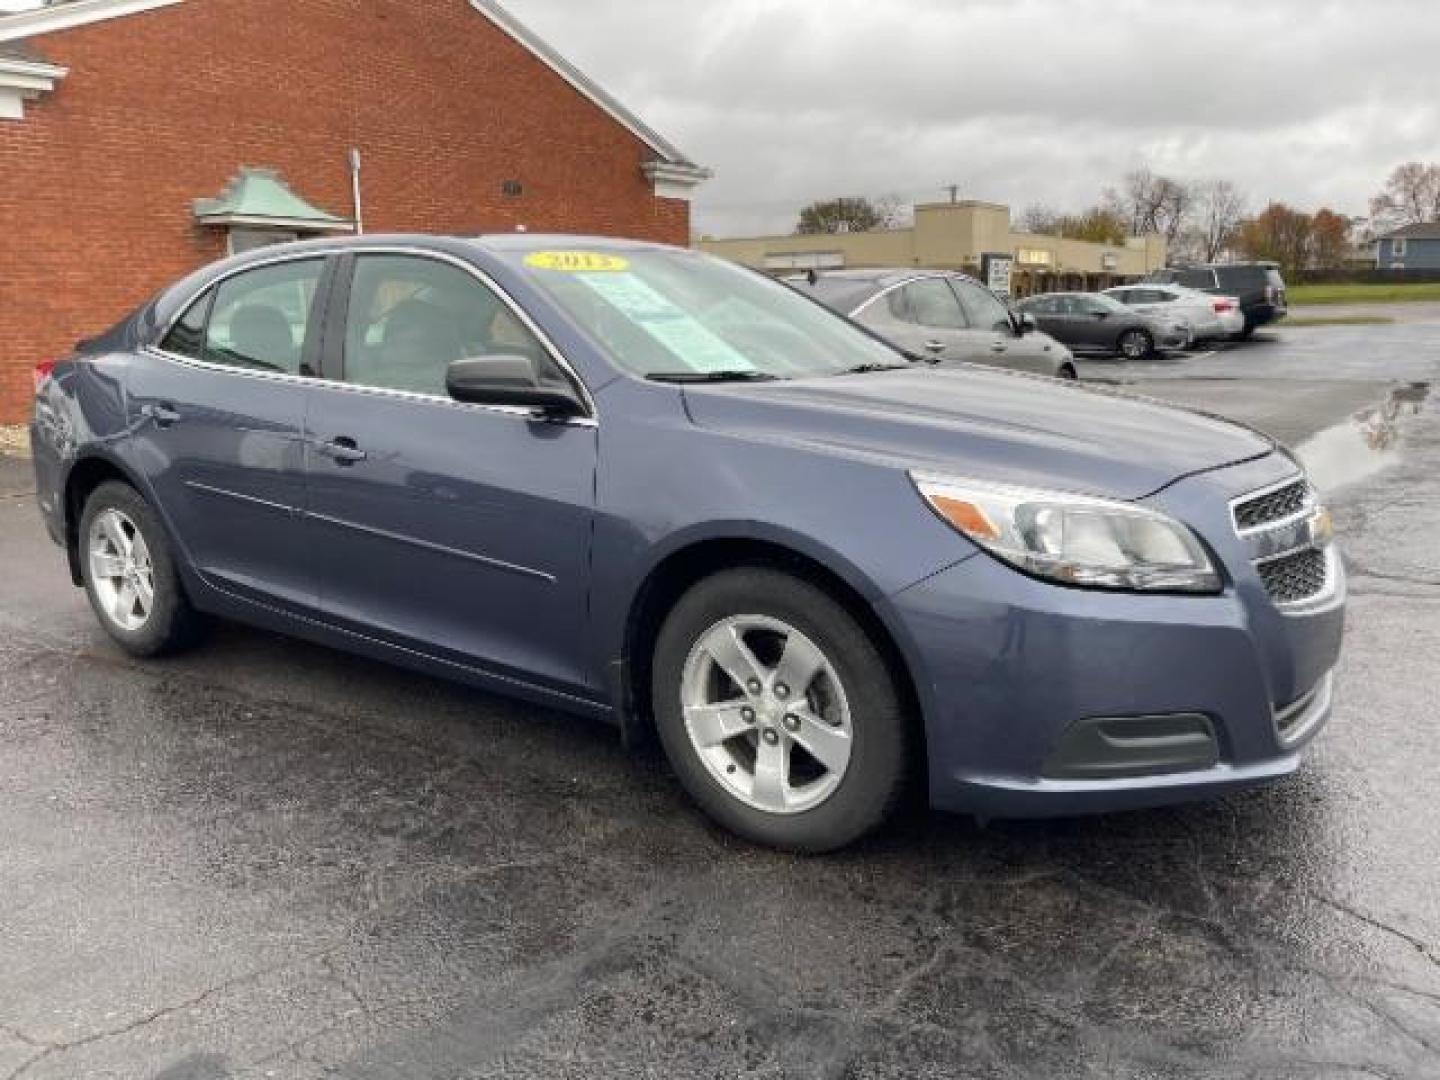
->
[79,481,208,657]
[1117,328,1153,360]
[652,568,910,852]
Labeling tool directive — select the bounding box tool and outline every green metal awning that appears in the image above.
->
[193,167,353,232]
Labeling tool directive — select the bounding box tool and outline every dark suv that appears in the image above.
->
[1148,263,1287,337]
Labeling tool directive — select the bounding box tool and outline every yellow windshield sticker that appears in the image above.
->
[524,251,630,273]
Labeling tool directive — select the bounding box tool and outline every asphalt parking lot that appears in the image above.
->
[2,320,1438,1079]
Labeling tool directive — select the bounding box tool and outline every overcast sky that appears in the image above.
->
[497,0,1440,237]
[5,0,1436,236]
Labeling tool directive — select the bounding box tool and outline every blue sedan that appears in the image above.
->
[30,235,1344,851]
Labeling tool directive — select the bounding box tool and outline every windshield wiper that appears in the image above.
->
[645,370,782,384]
[837,361,913,375]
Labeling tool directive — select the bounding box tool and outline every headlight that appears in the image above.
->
[911,473,1221,593]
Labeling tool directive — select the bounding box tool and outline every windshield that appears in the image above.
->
[508,248,904,379]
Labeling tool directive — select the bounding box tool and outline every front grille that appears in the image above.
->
[1257,548,1328,604]
[1234,479,1309,531]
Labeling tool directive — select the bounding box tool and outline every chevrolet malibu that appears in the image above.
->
[31,235,1344,852]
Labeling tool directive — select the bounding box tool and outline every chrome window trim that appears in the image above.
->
[1229,474,1314,536]
[143,344,598,429]
[150,243,599,423]
[849,272,972,323]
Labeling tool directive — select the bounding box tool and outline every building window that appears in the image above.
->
[1391,238,1407,259]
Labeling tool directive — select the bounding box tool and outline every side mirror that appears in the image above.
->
[445,355,584,418]
[1016,312,1037,335]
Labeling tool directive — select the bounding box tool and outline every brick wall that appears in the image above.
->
[0,0,693,422]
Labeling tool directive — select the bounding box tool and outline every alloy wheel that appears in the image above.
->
[679,615,853,815]
[1120,330,1150,360]
[88,508,155,632]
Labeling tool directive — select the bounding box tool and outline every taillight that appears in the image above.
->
[1212,298,1236,313]
[33,360,57,394]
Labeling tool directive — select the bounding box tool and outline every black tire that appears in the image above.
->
[1117,328,1153,360]
[79,480,208,657]
[1236,321,1257,340]
[1058,363,1078,381]
[651,567,910,852]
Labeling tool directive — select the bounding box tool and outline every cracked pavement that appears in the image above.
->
[1,321,1438,1078]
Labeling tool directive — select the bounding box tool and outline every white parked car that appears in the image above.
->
[1104,284,1244,343]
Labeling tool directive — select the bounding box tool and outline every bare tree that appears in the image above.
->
[873,194,913,230]
[1103,168,1192,243]
[1369,162,1440,231]
[1017,204,1062,234]
[1189,179,1247,262]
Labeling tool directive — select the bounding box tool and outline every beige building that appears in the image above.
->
[700,200,1168,296]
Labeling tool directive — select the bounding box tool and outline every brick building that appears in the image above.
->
[0,0,710,422]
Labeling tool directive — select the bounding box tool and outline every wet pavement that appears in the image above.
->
[2,322,1439,1078]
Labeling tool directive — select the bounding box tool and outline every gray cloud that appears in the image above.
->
[502,0,1440,236]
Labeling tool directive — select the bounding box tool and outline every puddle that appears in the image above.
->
[1294,382,1430,494]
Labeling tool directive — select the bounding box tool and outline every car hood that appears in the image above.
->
[682,367,1274,501]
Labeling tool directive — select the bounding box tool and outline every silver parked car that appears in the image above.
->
[1104,283,1244,343]
[1015,292,1191,359]
[790,269,1077,379]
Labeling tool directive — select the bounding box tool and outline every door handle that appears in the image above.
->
[316,436,368,465]
[141,402,181,428]
[923,340,947,354]
[990,340,1008,353]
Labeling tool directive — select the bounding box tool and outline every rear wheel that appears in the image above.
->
[1118,328,1153,360]
[80,481,207,657]
[652,568,910,852]
[1057,363,1078,380]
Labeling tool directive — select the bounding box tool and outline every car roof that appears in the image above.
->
[785,268,980,313]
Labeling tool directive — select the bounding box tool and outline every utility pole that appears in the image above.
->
[944,184,960,204]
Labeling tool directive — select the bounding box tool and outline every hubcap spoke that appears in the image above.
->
[702,624,768,692]
[752,736,790,809]
[114,581,138,622]
[133,572,154,613]
[130,528,152,569]
[684,702,750,748]
[92,552,126,579]
[773,633,826,698]
[789,710,852,773]
[101,513,132,556]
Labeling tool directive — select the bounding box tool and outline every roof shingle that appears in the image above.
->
[1384,221,1440,241]
[0,37,49,65]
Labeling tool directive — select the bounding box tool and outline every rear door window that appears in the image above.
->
[161,290,214,359]
[896,279,968,329]
[1176,268,1217,289]
[205,260,325,375]
[1214,266,1265,290]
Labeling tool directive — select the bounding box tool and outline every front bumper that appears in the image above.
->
[883,454,1344,818]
